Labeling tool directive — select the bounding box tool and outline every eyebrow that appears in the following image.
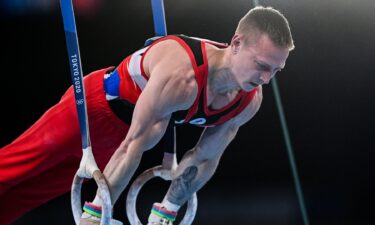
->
[256,59,284,71]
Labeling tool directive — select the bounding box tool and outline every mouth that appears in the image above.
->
[249,81,259,87]
[243,82,258,91]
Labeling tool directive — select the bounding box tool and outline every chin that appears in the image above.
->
[241,84,255,92]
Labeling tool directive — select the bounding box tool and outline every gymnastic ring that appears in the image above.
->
[126,165,198,225]
[71,170,112,225]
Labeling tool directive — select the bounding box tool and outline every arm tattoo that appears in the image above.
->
[167,166,198,205]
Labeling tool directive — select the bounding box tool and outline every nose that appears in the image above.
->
[259,72,272,85]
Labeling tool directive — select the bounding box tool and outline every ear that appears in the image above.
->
[231,34,242,54]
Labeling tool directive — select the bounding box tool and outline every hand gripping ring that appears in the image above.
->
[71,170,112,225]
[126,165,198,225]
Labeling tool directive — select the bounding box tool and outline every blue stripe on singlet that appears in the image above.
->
[104,69,120,98]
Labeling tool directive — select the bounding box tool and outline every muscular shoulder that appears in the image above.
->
[231,86,263,127]
[143,39,199,111]
[144,39,193,78]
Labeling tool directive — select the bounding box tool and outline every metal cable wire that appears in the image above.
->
[251,1,310,225]
[271,77,310,225]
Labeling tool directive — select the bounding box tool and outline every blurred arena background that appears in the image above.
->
[1,0,374,224]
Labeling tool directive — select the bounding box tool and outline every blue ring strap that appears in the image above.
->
[104,69,120,98]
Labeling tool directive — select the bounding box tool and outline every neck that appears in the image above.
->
[209,68,239,94]
[206,46,239,95]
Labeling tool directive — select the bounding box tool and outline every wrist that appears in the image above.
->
[151,203,177,222]
[83,201,102,218]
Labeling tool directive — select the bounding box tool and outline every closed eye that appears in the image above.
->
[255,61,271,72]
[255,60,283,76]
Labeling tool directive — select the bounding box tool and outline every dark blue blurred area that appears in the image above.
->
[0,0,57,15]
[1,0,375,225]
[0,0,102,16]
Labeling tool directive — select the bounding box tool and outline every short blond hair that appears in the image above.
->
[236,6,294,50]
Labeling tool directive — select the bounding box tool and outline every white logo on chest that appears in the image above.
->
[175,117,207,125]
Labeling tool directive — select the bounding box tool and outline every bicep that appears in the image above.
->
[126,62,196,150]
[126,92,170,150]
[194,122,239,161]
[193,87,263,160]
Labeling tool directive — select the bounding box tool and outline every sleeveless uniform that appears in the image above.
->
[104,35,258,127]
[0,35,257,224]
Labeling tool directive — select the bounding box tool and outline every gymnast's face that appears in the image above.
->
[230,33,289,92]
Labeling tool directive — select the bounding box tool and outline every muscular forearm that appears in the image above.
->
[99,117,170,204]
[164,124,239,207]
[164,148,221,206]
[102,139,144,204]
